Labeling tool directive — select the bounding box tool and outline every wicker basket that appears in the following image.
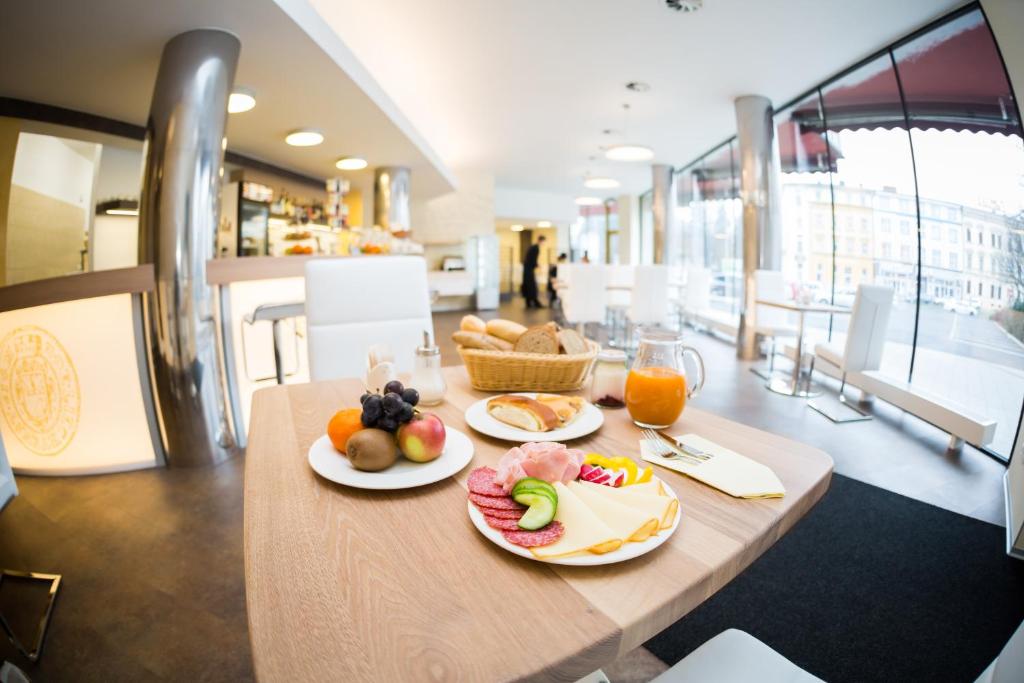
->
[457,340,600,392]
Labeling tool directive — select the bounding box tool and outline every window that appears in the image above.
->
[901,245,912,261]
[900,198,912,212]
[931,224,941,239]
[949,253,958,270]
[882,243,893,259]
[900,219,911,234]
[881,217,892,232]
[967,252,973,269]
[967,281,972,295]
[932,249,941,266]
[948,228,958,243]
[947,207,958,221]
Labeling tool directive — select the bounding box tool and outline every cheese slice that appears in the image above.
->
[575,480,679,530]
[568,481,660,542]
[530,482,623,559]
[623,480,666,497]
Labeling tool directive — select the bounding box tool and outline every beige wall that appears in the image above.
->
[411,168,495,246]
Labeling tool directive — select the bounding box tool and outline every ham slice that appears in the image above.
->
[493,442,584,492]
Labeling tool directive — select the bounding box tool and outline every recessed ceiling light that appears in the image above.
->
[584,177,621,189]
[575,197,603,206]
[336,157,368,170]
[536,220,552,228]
[510,224,524,232]
[605,144,654,162]
[228,88,256,113]
[285,129,323,147]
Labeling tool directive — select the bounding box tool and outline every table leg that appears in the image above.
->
[272,320,285,385]
[766,310,821,398]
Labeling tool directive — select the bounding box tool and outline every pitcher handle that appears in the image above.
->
[680,345,705,399]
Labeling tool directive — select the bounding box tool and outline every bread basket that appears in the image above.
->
[457,340,600,392]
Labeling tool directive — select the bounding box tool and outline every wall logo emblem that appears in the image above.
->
[0,326,80,456]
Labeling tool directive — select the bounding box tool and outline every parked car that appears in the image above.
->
[942,299,980,316]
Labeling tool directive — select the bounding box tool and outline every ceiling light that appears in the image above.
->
[336,157,368,170]
[626,81,651,93]
[605,144,654,162]
[536,221,552,228]
[228,88,256,113]
[510,224,524,232]
[575,197,603,206]
[584,177,621,189]
[285,129,323,147]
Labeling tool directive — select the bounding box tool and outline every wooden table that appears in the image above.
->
[755,299,851,398]
[244,366,833,682]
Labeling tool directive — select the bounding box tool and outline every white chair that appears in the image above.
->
[630,265,670,328]
[753,269,799,379]
[561,264,608,337]
[605,265,633,346]
[808,284,894,422]
[977,618,1024,683]
[305,256,434,381]
[682,267,712,327]
[650,629,824,683]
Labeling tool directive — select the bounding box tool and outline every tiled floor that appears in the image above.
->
[0,298,1009,681]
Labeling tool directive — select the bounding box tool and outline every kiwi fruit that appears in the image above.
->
[346,429,398,472]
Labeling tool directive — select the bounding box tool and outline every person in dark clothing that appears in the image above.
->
[548,252,567,307]
[521,235,545,308]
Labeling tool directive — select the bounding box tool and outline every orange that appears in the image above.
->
[327,408,364,454]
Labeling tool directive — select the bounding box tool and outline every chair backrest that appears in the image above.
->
[0,433,16,514]
[684,267,711,312]
[841,284,894,373]
[305,256,434,381]
[606,264,634,308]
[755,269,792,328]
[978,619,1024,683]
[630,265,669,325]
[562,264,608,324]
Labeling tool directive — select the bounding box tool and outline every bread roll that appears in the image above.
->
[460,314,486,333]
[485,319,527,343]
[557,328,588,355]
[451,331,513,351]
[486,395,560,432]
[514,322,559,354]
[535,393,585,425]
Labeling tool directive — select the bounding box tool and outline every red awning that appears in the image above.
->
[790,18,1020,136]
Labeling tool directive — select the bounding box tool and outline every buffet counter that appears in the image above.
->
[0,266,164,475]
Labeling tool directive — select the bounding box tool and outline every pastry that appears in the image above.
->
[486,395,561,432]
[557,328,588,355]
[535,394,584,426]
[452,331,514,351]
[460,314,487,333]
[514,322,559,354]
[485,319,527,344]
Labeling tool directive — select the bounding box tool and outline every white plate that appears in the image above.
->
[467,480,681,566]
[308,426,474,490]
[464,393,604,442]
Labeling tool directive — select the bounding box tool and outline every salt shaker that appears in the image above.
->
[410,331,446,406]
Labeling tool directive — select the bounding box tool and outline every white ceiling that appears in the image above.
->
[0,0,455,199]
[308,0,964,199]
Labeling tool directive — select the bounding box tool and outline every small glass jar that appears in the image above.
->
[590,349,627,408]
[410,332,447,406]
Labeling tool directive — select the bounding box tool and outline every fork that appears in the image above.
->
[641,429,709,466]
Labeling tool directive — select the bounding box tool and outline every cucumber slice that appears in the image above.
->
[513,490,558,530]
[511,477,554,497]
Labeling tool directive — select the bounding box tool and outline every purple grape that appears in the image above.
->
[382,392,403,416]
[401,388,419,406]
[384,380,405,396]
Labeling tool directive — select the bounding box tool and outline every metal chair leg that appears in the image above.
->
[807,366,873,423]
[0,570,61,662]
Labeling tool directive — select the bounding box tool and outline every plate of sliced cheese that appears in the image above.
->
[464,392,604,442]
[468,478,681,565]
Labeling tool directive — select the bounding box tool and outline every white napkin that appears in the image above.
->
[640,433,786,499]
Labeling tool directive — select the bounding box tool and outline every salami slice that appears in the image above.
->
[467,467,506,497]
[501,521,565,548]
[483,515,523,531]
[469,493,525,511]
[479,507,523,520]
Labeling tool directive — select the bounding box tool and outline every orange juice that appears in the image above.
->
[625,366,687,427]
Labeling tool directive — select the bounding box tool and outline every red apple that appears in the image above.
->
[397,413,446,462]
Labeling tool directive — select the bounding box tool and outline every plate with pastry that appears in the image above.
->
[464,392,604,442]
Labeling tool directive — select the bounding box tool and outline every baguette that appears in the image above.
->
[451,331,513,351]
[486,319,527,344]
[514,322,560,355]
[557,328,588,355]
[460,314,486,333]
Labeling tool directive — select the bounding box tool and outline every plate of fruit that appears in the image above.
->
[466,443,681,565]
[309,380,474,490]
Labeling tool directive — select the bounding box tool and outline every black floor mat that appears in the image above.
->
[645,474,1024,682]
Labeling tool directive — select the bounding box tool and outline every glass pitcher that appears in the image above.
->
[624,329,706,428]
